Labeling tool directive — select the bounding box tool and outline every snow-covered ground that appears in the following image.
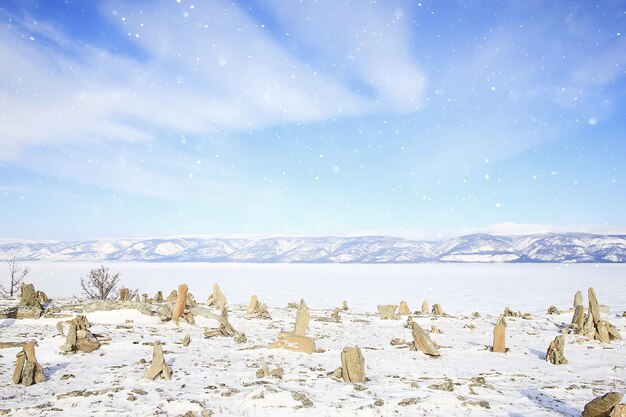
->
[1,263,625,416]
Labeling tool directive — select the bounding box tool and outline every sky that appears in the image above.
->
[0,0,625,241]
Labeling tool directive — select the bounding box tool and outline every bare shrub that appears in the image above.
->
[1,257,30,298]
[81,265,120,300]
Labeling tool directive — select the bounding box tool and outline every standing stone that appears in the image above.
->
[165,290,178,303]
[142,342,172,380]
[133,293,140,303]
[172,284,189,323]
[398,301,411,315]
[294,299,310,336]
[421,300,429,315]
[119,288,131,301]
[432,303,443,316]
[588,287,601,325]
[19,284,40,307]
[410,322,440,356]
[492,315,507,353]
[340,346,366,383]
[247,295,259,315]
[572,305,585,329]
[331,308,341,320]
[142,293,149,303]
[377,305,400,320]
[13,342,46,385]
[581,392,623,417]
[154,291,164,303]
[342,301,349,311]
[573,291,583,308]
[206,283,227,309]
[546,335,567,365]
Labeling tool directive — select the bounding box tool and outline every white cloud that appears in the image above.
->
[0,0,427,162]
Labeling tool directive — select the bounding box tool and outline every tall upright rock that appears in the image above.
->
[340,346,366,383]
[142,342,172,380]
[573,291,583,308]
[492,315,507,353]
[172,284,189,323]
[546,335,567,365]
[207,283,227,309]
[294,299,310,336]
[13,342,46,385]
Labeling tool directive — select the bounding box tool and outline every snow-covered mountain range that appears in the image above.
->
[1,233,625,263]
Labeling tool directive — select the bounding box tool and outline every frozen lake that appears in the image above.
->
[23,262,626,315]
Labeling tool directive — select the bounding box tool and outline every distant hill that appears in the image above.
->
[1,233,625,263]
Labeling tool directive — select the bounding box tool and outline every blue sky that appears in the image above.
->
[0,0,625,240]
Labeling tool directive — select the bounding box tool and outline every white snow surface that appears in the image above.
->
[0,263,624,416]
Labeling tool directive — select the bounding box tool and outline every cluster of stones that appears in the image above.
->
[246,295,271,320]
[12,342,46,386]
[58,315,101,354]
[571,289,622,344]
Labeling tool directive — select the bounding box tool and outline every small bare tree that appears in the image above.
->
[1,257,30,298]
[80,265,120,300]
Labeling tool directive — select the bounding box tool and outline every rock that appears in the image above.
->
[256,361,283,379]
[142,294,149,303]
[547,305,558,315]
[172,284,189,323]
[398,301,411,315]
[340,346,366,383]
[13,342,46,385]
[330,308,341,320]
[247,295,259,315]
[206,283,227,309]
[202,307,240,339]
[267,331,315,354]
[429,380,454,391]
[165,290,178,303]
[595,321,610,344]
[546,335,567,365]
[342,301,349,311]
[157,305,173,322]
[582,313,596,339]
[119,288,131,301]
[142,342,172,380]
[410,322,440,356]
[294,299,310,336]
[19,284,40,308]
[606,322,622,340]
[431,304,443,316]
[492,315,506,353]
[572,305,585,329]
[377,305,399,320]
[233,332,247,344]
[74,315,90,330]
[421,300,429,315]
[246,295,271,319]
[153,291,164,303]
[588,287,601,325]
[186,292,197,307]
[16,306,43,320]
[133,294,140,303]
[35,290,49,304]
[390,338,406,346]
[181,334,190,347]
[574,290,583,308]
[76,337,100,354]
[581,392,623,417]
[612,404,626,417]
[61,323,78,353]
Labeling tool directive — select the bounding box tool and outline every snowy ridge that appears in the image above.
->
[1,233,626,263]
